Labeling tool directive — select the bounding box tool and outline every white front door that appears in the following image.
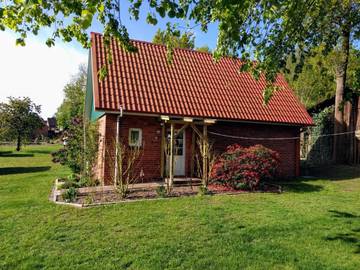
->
[166,130,186,176]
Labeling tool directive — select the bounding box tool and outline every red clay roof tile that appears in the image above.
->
[91,32,313,126]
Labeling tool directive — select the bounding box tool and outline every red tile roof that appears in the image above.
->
[90,32,313,126]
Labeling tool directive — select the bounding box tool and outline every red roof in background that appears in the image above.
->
[90,32,313,126]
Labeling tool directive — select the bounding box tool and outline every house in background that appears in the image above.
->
[46,117,58,138]
[32,118,48,141]
[85,32,313,185]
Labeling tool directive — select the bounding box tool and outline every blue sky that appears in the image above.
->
[1,5,218,118]
[69,1,219,52]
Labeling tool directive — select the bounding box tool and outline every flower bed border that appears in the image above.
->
[50,179,282,208]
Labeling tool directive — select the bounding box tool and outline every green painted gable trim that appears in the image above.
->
[85,52,104,122]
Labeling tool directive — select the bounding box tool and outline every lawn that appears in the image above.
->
[0,145,359,270]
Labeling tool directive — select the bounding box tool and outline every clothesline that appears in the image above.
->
[208,130,360,141]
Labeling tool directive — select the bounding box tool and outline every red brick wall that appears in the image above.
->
[208,122,300,178]
[118,115,162,182]
[96,115,301,184]
[94,114,118,185]
[94,115,106,182]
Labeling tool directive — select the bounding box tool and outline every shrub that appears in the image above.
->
[51,148,67,165]
[60,174,80,189]
[210,144,280,190]
[84,194,94,205]
[62,187,77,202]
[198,185,210,196]
[156,185,167,198]
[60,174,99,189]
[52,118,99,176]
[235,182,249,190]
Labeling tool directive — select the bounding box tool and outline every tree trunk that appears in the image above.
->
[333,24,351,163]
[16,135,21,151]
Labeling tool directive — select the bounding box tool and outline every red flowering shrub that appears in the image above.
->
[210,144,280,190]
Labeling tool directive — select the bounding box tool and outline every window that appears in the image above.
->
[129,128,142,147]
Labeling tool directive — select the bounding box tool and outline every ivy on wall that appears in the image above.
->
[302,106,334,167]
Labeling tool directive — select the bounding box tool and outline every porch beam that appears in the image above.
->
[183,117,193,122]
[204,119,217,124]
[174,123,189,139]
[190,124,203,140]
[167,120,205,125]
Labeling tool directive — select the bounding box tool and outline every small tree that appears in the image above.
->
[163,134,175,194]
[195,139,218,188]
[51,118,99,185]
[83,120,100,179]
[0,97,43,151]
[108,139,143,198]
[56,65,86,130]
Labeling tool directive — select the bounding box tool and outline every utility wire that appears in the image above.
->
[208,130,360,141]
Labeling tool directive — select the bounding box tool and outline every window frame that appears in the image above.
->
[128,128,142,147]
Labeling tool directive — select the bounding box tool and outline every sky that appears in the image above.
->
[0,3,218,119]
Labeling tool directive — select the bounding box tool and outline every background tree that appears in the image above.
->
[153,28,212,55]
[152,28,195,49]
[196,46,212,53]
[0,97,43,151]
[56,65,86,130]
[285,47,360,109]
[285,48,334,109]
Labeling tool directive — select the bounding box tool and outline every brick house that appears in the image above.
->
[85,32,313,185]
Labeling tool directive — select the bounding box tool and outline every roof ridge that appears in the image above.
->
[90,31,216,57]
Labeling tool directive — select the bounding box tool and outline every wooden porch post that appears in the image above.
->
[160,123,166,178]
[202,124,208,186]
[169,123,175,188]
[190,130,195,178]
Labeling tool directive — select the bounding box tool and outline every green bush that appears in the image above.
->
[156,185,167,198]
[235,182,249,190]
[62,187,77,202]
[84,194,94,205]
[51,148,67,165]
[198,185,210,196]
[52,118,99,177]
[60,174,99,189]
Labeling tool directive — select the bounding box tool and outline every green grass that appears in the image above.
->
[0,145,360,270]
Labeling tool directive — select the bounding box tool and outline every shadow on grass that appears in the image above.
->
[0,166,51,175]
[302,165,360,181]
[279,181,323,193]
[325,210,360,254]
[0,152,34,157]
[329,210,359,219]
[26,149,54,154]
[325,233,360,253]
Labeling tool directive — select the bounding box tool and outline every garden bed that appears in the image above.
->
[51,179,282,207]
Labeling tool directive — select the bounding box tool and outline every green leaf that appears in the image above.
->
[146,13,158,25]
[98,66,108,81]
[15,38,25,46]
[45,38,55,47]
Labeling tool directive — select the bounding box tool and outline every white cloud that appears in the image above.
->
[0,31,87,118]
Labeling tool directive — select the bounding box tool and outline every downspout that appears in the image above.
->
[114,107,123,186]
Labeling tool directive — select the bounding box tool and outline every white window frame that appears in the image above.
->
[128,128,142,147]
